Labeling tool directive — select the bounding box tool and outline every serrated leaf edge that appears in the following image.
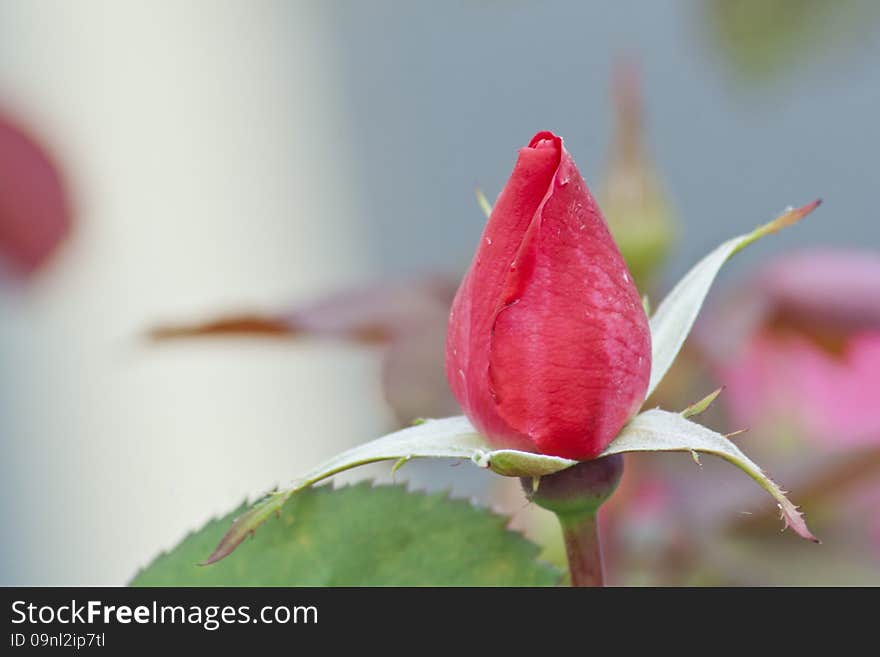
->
[144,481,560,583]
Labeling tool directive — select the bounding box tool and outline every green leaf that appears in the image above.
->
[132,483,560,587]
[645,200,821,399]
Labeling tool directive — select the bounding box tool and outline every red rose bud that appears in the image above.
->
[445,131,651,460]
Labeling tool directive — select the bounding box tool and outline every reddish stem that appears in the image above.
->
[521,455,623,588]
[560,513,605,587]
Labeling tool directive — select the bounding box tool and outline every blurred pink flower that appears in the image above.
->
[0,111,72,277]
[700,249,880,448]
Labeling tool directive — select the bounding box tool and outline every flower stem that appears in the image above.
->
[559,512,604,587]
[520,454,623,588]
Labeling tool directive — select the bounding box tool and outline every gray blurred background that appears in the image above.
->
[1,0,878,584]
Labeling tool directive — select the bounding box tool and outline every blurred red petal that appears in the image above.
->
[0,112,72,276]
